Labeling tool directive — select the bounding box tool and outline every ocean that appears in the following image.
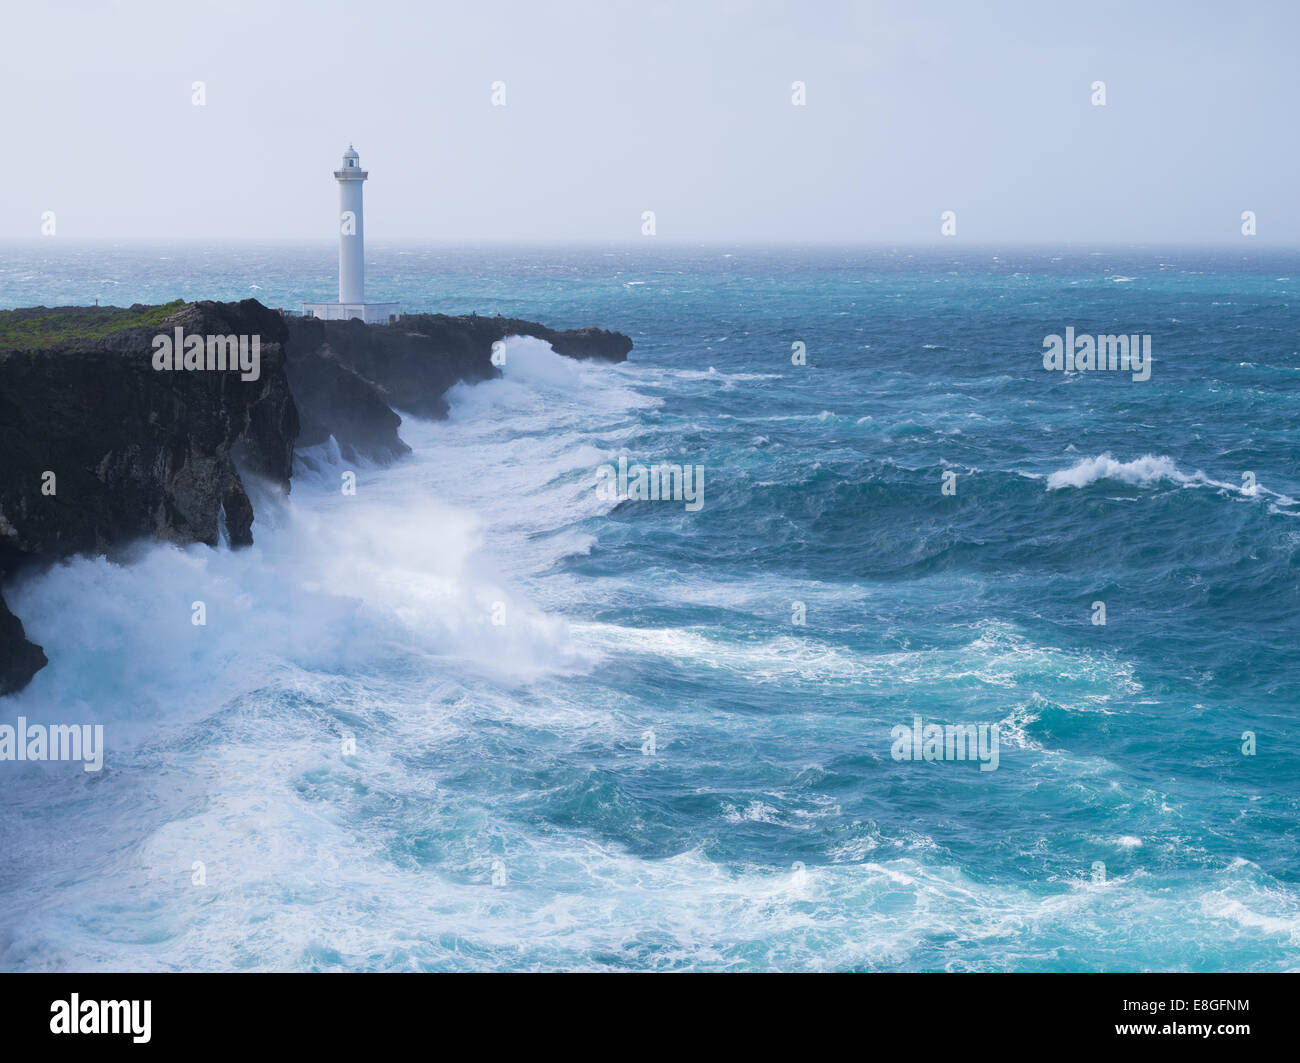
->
[1,243,1297,971]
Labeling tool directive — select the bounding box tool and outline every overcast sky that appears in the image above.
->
[1,0,1296,243]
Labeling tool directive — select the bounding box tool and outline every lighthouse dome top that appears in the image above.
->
[335,145,367,181]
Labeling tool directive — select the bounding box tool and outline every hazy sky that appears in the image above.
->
[2,0,1296,243]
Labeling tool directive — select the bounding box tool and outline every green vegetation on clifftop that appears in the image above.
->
[0,300,187,350]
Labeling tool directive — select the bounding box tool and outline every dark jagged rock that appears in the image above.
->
[286,312,632,427]
[0,299,294,557]
[0,589,47,695]
[392,313,632,365]
[282,332,410,463]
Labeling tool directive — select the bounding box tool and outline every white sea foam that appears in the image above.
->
[1047,453,1188,490]
[1046,452,1298,506]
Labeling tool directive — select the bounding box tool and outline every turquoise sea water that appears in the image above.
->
[1,244,1298,970]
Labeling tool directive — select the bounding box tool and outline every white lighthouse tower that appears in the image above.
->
[303,145,401,324]
[337,145,365,303]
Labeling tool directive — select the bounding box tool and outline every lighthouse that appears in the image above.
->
[303,146,401,324]
[337,145,365,303]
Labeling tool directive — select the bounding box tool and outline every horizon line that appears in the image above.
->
[2,237,1298,251]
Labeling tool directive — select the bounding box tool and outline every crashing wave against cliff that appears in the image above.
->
[0,300,631,693]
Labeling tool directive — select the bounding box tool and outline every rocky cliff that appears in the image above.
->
[0,299,296,693]
[0,299,631,693]
[285,312,632,456]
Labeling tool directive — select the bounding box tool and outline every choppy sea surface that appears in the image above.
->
[1,243,1297,971]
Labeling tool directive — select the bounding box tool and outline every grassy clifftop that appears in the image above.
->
[0,300,187,350]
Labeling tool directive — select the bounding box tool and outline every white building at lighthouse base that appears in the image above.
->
[302,301,402,325]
